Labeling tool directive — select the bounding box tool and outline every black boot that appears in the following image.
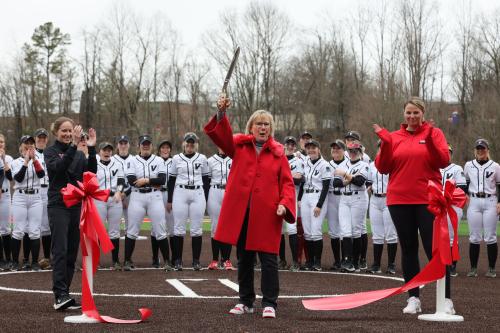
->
[123,237,136,271]
[487,243,498,270]
[352,237,362,271]
[30,239,41,271]
[10,238,21,271]
[22,233,30,263]
[158,238,172,270]
[341,238,354,272]
[331,238,341,269]
[192,236,202,270]
[313,240,323,271]
[369,243,383,273]
[469,243,480,269]
[173,236,184,270]
[151,236,159,268]
[111,238,120,264]
[41,235,51,259]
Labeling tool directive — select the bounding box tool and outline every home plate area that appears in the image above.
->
[0,234,497,333]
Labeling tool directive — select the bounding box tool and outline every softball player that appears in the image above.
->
[296,132,312,160]
[7,136,45,271]
[124,135,169,271]
[367,158,398,275]
[206,147,234,270]
[282,136,304,272]
[326,139,348,270]
[300,140,331,271]
[34,128,51,270]
[156,139,174,270]
[440,144,466,277]
[333,142,369,272]
[112,135,134,235]
[344,131,370,269]
[167,132,210,271]
[464,139,500,278]
[95,142,125,270]
[0,134,13,270]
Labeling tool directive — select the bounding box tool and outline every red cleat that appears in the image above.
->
[208,260,219,270]
[223,260,236,271]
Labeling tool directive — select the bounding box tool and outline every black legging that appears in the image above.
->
[388,204,451,298]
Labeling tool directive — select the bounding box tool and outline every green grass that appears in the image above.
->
[132,218,499,236]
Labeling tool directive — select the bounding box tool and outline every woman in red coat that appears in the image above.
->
[374,97,453,315]
[204,96,296,319]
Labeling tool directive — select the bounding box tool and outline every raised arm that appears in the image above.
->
[203,96,236,158]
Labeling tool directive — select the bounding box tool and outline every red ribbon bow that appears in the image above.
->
[302,180,466,311]
[61,172,152,323]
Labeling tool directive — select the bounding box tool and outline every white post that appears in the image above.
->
[418,276,464,322]
[64,235,100,324]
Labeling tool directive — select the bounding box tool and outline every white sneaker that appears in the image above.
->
[229,303,254,315]
[403,297,422,314]
[262,306,276,318]
[444,298,456,315]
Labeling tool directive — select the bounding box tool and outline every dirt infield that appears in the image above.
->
[0,233,496,333]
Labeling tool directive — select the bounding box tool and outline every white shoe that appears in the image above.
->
[229,303,254,315]
[262,306,276,318]
[444,298,456,315]
[403,297,422,314]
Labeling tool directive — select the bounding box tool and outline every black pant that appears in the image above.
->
[389,204,450,298]
[237,211,279,309]
[48,206,81,298]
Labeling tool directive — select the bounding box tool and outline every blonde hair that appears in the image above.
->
[0,133,5,141]
[404,97,426,113]
[51,117,75,135]
[182,141,199,153]
[245,110,274,137]
[474,147,490,160]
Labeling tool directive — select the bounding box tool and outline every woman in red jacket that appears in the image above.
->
[373,97,453,315]
[204,96,296,319]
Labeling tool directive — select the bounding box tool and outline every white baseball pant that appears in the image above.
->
[40,187,50,237]
[338,192,368,239]
[326,192,341,238]
[207,187,225,237]
[161,191,174,237]
[0,190,11,236]
[127,190,167,240]
[95,197,123,240]
[301,192,327,241]
[467,196,498,244]
[172,186,206,237]
[11,191,43,240]
[369,195,398,244]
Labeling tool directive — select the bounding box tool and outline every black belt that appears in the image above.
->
[18,189,39,194]
[305,189,319,193]
[329,190,341,195]
[342,191,359,196]
[373,193,386,197]
[471,193,492,198]
[41,184,48,188]
[1,189,8,193]
[212,185,226,189]
[160,188,167,192]
[137,188,157,193]
[178,185,201,190]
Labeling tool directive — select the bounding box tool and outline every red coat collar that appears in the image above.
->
[234,134,284,157]
[400,121,429,135]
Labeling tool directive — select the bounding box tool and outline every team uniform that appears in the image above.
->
[440,163,467,244]
[334,158,369,272]
[464,159,500,276]
[0,154,13,268]
[168,152,209,270]
[95,157,125,269]
[8,156,45,270]
[367,162,397,274]
[206,153,233,269]
[34,148,51,267]
[112,153,134,233]
[124,153,168,270]
[300,156,331,270]
[326,157,348,270]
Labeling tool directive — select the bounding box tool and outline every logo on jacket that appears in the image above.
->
[419,140,426,144]
[486,171,493,178]
[314,170,319,176]
[195,163,201,170]
[151,165,157,171]
[291,165,297,171]
[112,169,118,176]
[446,173,453,179]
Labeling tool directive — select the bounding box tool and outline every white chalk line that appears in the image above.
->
[0,268,404,299]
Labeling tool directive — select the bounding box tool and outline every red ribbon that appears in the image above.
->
[303,180,466,311]
[61,172,152,323]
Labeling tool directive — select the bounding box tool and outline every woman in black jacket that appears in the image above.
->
[44,117,97,311]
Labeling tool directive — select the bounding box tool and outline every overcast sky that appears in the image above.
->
[1,0,498,62]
